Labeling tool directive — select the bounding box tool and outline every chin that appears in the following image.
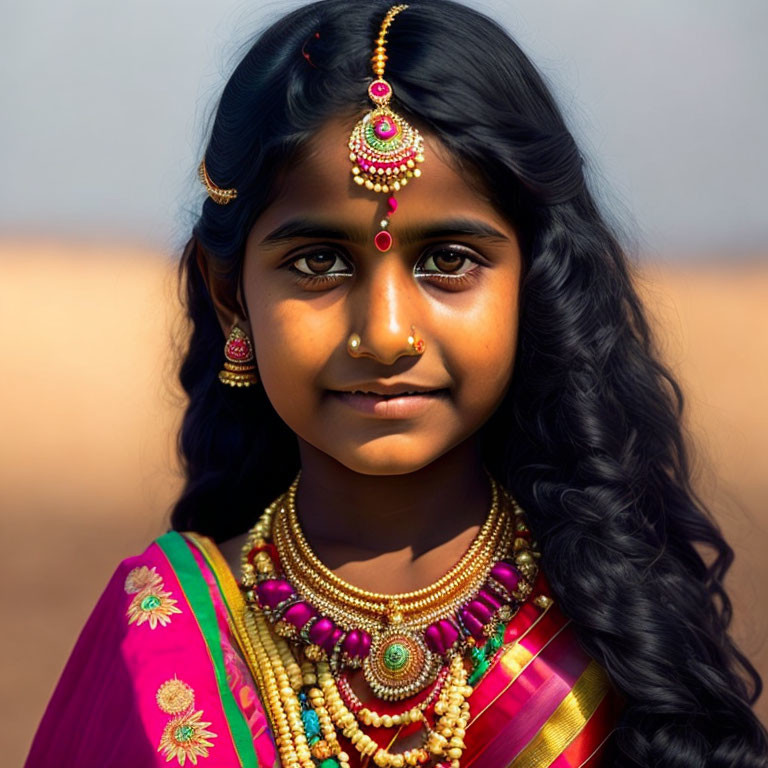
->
[327,442,453,477]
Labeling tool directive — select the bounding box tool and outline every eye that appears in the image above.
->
[290,248,352,276]
[415,245,484,287]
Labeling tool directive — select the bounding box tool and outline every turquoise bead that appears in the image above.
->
[301,709,321,739]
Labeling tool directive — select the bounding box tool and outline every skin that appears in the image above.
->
[203,114,523,593]
[201,116,523,748]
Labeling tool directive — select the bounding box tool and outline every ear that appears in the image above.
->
[194,241,253,341]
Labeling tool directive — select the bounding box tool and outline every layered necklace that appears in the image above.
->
[238,471,540,768]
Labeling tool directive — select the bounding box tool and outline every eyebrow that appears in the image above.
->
[257,217,511,249]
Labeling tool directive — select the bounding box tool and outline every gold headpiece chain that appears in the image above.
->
[198,159,238,205]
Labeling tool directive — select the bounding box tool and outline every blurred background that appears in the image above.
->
[1,1,766,764]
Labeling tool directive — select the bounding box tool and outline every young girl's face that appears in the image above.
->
[242,116,522,475]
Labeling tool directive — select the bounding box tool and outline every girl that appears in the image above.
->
[26,1,768,766]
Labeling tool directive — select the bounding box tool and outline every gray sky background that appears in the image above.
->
[1,0,766,260]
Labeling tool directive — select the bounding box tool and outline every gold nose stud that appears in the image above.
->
[407,325,425,356]
[347,333,362,356]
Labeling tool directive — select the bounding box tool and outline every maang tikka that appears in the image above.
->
[348,4,424,253]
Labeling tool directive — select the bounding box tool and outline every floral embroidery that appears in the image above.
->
[157,677,196,715]
[156,677,217,766]
[124,565,182,629]
[124,565,163,594]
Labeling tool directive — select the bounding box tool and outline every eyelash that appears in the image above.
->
[285,246,484,290]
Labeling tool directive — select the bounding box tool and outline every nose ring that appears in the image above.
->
[407,325,426,355]
[346,326,426,357]
[347,333,362,356]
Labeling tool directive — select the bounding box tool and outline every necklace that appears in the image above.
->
[239,472,540,767]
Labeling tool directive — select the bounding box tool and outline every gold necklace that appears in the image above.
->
[269,472,515,702]
[239,473,541,767]
[280,470,505,604]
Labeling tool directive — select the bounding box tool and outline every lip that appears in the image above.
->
[335,381,444,396]
[329,389,449,418]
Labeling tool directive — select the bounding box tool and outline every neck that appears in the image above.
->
[294,437,491,560]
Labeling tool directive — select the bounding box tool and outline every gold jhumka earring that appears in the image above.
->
[348,4,425,253]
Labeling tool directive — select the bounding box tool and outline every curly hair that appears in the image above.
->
[171,1,768,764]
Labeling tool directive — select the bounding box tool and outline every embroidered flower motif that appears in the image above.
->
[157,676,196,715]
[124,565,163,594]
[124,565,182,629]
[157,709,217,766]
[127,587,182,629]
[155,677,217,766]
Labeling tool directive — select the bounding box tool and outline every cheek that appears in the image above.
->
[446,280,519,410]
[244,282,333,408]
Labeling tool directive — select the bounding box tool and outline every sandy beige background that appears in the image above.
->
[2,241,766,765]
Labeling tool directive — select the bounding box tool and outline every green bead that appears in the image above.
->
[141,594,161,611]
[468,659,490,687]
[383,642,409,671]
[470,647,485,663]
[318,759,340,768]
[174,724,195,742]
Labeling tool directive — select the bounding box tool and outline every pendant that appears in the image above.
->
[363,625,443,700]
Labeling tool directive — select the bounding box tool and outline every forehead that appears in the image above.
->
[260,115,504,228]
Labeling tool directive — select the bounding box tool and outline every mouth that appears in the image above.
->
[327,388,450,418]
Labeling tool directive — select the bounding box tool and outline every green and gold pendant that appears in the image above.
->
[362,625,443,700]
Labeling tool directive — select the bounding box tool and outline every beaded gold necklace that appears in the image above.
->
[239,473,540,767]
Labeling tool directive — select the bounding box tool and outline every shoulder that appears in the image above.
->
[26,531,258,768]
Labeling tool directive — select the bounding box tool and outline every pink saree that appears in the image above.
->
[26,531,623,767]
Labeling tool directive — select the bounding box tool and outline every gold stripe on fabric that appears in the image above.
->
[507,659,611,768]
[469,607,569,727]
[181,533,256,671]
[183,533,247,614]
[183,533,284,767]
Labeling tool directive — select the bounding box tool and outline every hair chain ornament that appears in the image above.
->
[348,4,424,253]
[238,470,547,767]
[198,159,238,205]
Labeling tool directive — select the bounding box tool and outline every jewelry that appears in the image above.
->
[347,4,424,253]
[244,472,537,694]
[198,159,237,205]
[347,327,426,358]
[218,325,258,387]
[238,472,542,768]
[347,333,362,356]
[407,326,425,356]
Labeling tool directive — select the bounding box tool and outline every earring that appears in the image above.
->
[218,325,259,387]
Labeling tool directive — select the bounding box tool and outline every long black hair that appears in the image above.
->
[170,1,768,764]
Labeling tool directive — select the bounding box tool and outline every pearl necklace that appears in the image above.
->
[239,473,540,767]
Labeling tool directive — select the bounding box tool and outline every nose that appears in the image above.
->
[348,257,422,365]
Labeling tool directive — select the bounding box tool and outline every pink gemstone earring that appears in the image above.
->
[347,4,424,253]
[219,325,259,387]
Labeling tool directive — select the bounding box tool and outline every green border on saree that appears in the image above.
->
[157,531,259,768]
